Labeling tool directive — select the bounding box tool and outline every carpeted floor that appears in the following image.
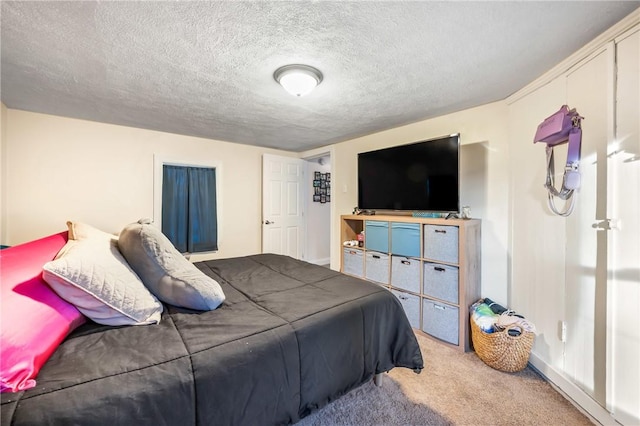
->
[297,332,592,425]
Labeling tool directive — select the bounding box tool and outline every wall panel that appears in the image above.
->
[3,110,292,261]
[508,77,567,371]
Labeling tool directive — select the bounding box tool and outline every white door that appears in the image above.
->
[607,28,640,425]
[564,34,640,425]
[262,154,305,259]
[564,48,609,405]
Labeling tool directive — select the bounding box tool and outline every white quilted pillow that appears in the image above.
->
[42,222,163,326]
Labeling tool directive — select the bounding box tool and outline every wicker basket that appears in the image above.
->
[470,319,534,373]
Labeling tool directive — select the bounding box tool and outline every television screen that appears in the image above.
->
[358,134,460,212]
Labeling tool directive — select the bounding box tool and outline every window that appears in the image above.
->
[161,165,217,253]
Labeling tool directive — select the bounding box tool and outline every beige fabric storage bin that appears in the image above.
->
[423,262,459,304]
[391,289,420,329]
[424,225,459,264]
[422,299,459,345]
[343,248,364,278]
[365,251,389,284]
[390,256,420,293]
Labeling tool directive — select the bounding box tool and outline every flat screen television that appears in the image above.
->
[357,134,460,213]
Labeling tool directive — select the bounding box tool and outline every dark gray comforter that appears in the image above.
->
[1,254,423,425]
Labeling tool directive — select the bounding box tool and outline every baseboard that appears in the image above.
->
[528,352,619,426]
[307,257,330,266]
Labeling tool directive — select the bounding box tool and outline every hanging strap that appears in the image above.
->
[543,125,582,216]
[535,106,583,217]
[566,125,582,169]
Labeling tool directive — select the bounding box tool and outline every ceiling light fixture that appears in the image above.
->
[274,64,323,97]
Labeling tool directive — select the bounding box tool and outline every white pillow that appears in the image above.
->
[42,222,163,326]
[118,219,225,311]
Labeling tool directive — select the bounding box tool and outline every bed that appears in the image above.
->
[1,249,423,425]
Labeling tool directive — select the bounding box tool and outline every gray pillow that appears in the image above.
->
[118,219,225,311]
[43,221,163,326]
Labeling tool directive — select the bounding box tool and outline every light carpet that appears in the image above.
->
[297,332,592,425]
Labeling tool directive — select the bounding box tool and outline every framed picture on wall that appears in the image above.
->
[312,172,331,203]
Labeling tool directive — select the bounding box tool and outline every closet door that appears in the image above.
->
[607,28,640,425]
[564,48,610,406]
[564,30,640,424]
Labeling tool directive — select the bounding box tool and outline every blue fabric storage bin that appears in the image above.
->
[390,222,420,257]
[365,221,389,253]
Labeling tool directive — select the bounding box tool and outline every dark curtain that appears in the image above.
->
[188,166,218,252]
[162,165,217,253]
[162,166,189,253]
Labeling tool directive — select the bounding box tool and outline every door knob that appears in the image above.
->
[591,219,618,231]
[264,220,275,225]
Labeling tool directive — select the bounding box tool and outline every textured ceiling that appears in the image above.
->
[1,1,638,152]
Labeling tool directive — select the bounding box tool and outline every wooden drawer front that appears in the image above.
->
[422,299,459,345]
[390,256,420,293]
[391,289,420,329]
[343,248,364,278]
[365,251,389,284]
[423,262,459,304]
[424,225,459,263]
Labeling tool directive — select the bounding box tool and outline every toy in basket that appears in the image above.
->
[470,299,536,373]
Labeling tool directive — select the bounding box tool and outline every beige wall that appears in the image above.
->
[4,102,510,301]
[1,103,7,245]
[304,156,331,264]
[2,110,293,260]
[329,101,510,304]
